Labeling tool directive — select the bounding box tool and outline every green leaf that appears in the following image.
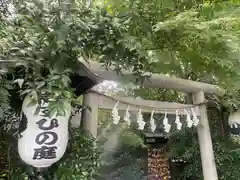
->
[36,81,45,89]
[49,107,57,118]
[62,75,71,87]
[20,89,32,96]
[51,75,61,80]
[9,47,20,52]
[13,79,24,88]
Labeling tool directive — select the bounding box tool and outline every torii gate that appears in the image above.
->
[77,60,224,180]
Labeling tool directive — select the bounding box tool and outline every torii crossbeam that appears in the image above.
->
[78,60,221,180]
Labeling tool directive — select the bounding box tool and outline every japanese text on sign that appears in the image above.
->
[33,98,59,160]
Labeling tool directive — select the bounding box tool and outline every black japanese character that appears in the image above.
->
[33,146,57,160]
[36,118,59,130]
[35,132,58,145]
[40,108,49,117]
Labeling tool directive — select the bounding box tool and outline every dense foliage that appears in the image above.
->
[0,127,101,179]
[1,0,240,179]
[102,0,240,106]
[168,108,240,180]
[97,121,147,180]
[0,0,156,178]
[46,128,101,180]
[123,87,240,180]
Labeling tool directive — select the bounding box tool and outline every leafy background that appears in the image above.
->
[1,0,240,180]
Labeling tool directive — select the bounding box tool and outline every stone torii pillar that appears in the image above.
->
[81,92,99,138]
[193,91,218,180]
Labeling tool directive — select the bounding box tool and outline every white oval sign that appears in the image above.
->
[18,94,71,168]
